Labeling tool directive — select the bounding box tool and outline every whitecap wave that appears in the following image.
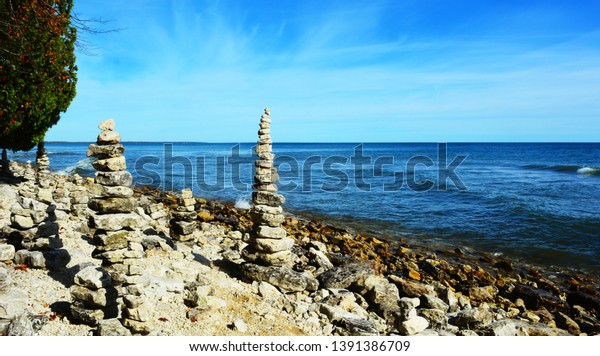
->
[58,157,95,176]
[577,167,600,175]
[234,198,252,210]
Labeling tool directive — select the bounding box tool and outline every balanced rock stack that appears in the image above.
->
[7,196,64,269]
[35,145,51,188]
[69,266,120,329]
[241,108,293,267]
[240,109,317,292]
[169,188,198,242]
[82,119,151,334]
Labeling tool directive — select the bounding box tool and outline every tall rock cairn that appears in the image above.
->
[35,144,51,188]
[241,108,294,267]
[79,119,151,334]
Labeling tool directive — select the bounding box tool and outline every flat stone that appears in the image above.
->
[93,230,130,251]
[320,304,365,322]
[241,263,318,292]
[252,183,278,193]
[124,303,152,322]
[97,130,121,145]
[70,285,118,308]
[255,159,273,168]
[98,118,115,131]
[74,266,112,289]
[69,303,106,326]
[92,156,127,172]
[318,263,374,289]
[11,215,34,230]
[341,318,379,336]
[450,307,494,329]
[397,316,429,335]
[87,144,125,159]
[0,244,16,261]
[256,226,287,239]
[241,246,294,267]
[89,197,137,214]
[254,173,278,184]
[122,318,152,335]
[421,294,450,312]
[97,319,132,336]
[252,191,285,207]
[91,213,143,231]
[250,211,285,227]
[388,275,436,297]
[245,236,294,253]
[253,205,282,215]
[95,171,133,187]
[171,221,196,235]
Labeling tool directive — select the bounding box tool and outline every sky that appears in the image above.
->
[45,0,600,142]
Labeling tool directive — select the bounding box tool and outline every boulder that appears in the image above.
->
[318,263,374,289]
[241,263,318,292]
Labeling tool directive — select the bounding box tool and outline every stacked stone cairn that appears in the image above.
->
[35,145,51,188]
[241,109,318,292]
[169,188,198,242]
[72,118,151,334]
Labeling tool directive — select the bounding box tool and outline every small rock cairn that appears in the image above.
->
[35,145,51,188]
[169,188,198,242]
[241,108,293,267]
[73,118,151,334]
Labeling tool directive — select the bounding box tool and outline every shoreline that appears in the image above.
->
[1,161,599,336]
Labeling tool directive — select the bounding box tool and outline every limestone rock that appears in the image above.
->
[89,197,137,214]
[87,144,126,159]
[97,319,132,336]
[388,275,435,297]
[241,246,294,267]
[98,118,115,131]
[450,307,494,329]
[256,226,287,239]
[0,244,16,261]
[70,285,118,308]
[74,266,112,290]
[95,171,133,187]
[241,263,318,292]
[97,130,121,145]
[318,263,373,289]
[397,316,429,335]
[91,213,143,231]
[252,191,285,207]
[92,156,127,172]
[244,236,294,253]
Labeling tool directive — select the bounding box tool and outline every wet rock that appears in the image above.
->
[567,291,600,315]
[388,275,435,297]
[511,284,568,312]
[318,263,373,289]
[555,312,581,335]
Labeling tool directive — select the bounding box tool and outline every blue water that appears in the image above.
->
[8,142,600,274]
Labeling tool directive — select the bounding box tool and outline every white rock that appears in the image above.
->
[398,316,429,335]
[233,319,248,333]
[98,118,115,131]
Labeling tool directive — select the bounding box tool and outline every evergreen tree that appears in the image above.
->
[0,0,77,165]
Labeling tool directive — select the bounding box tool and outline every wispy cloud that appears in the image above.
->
[48,0,600,142]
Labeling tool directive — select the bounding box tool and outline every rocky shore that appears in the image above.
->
[1,111,599,337]
[1,161,599,336]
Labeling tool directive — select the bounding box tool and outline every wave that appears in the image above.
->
[58,158,95,176]
[234,197,252,210]
[522,164,600,176]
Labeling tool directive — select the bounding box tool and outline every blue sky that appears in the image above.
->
[46,0,600,142]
